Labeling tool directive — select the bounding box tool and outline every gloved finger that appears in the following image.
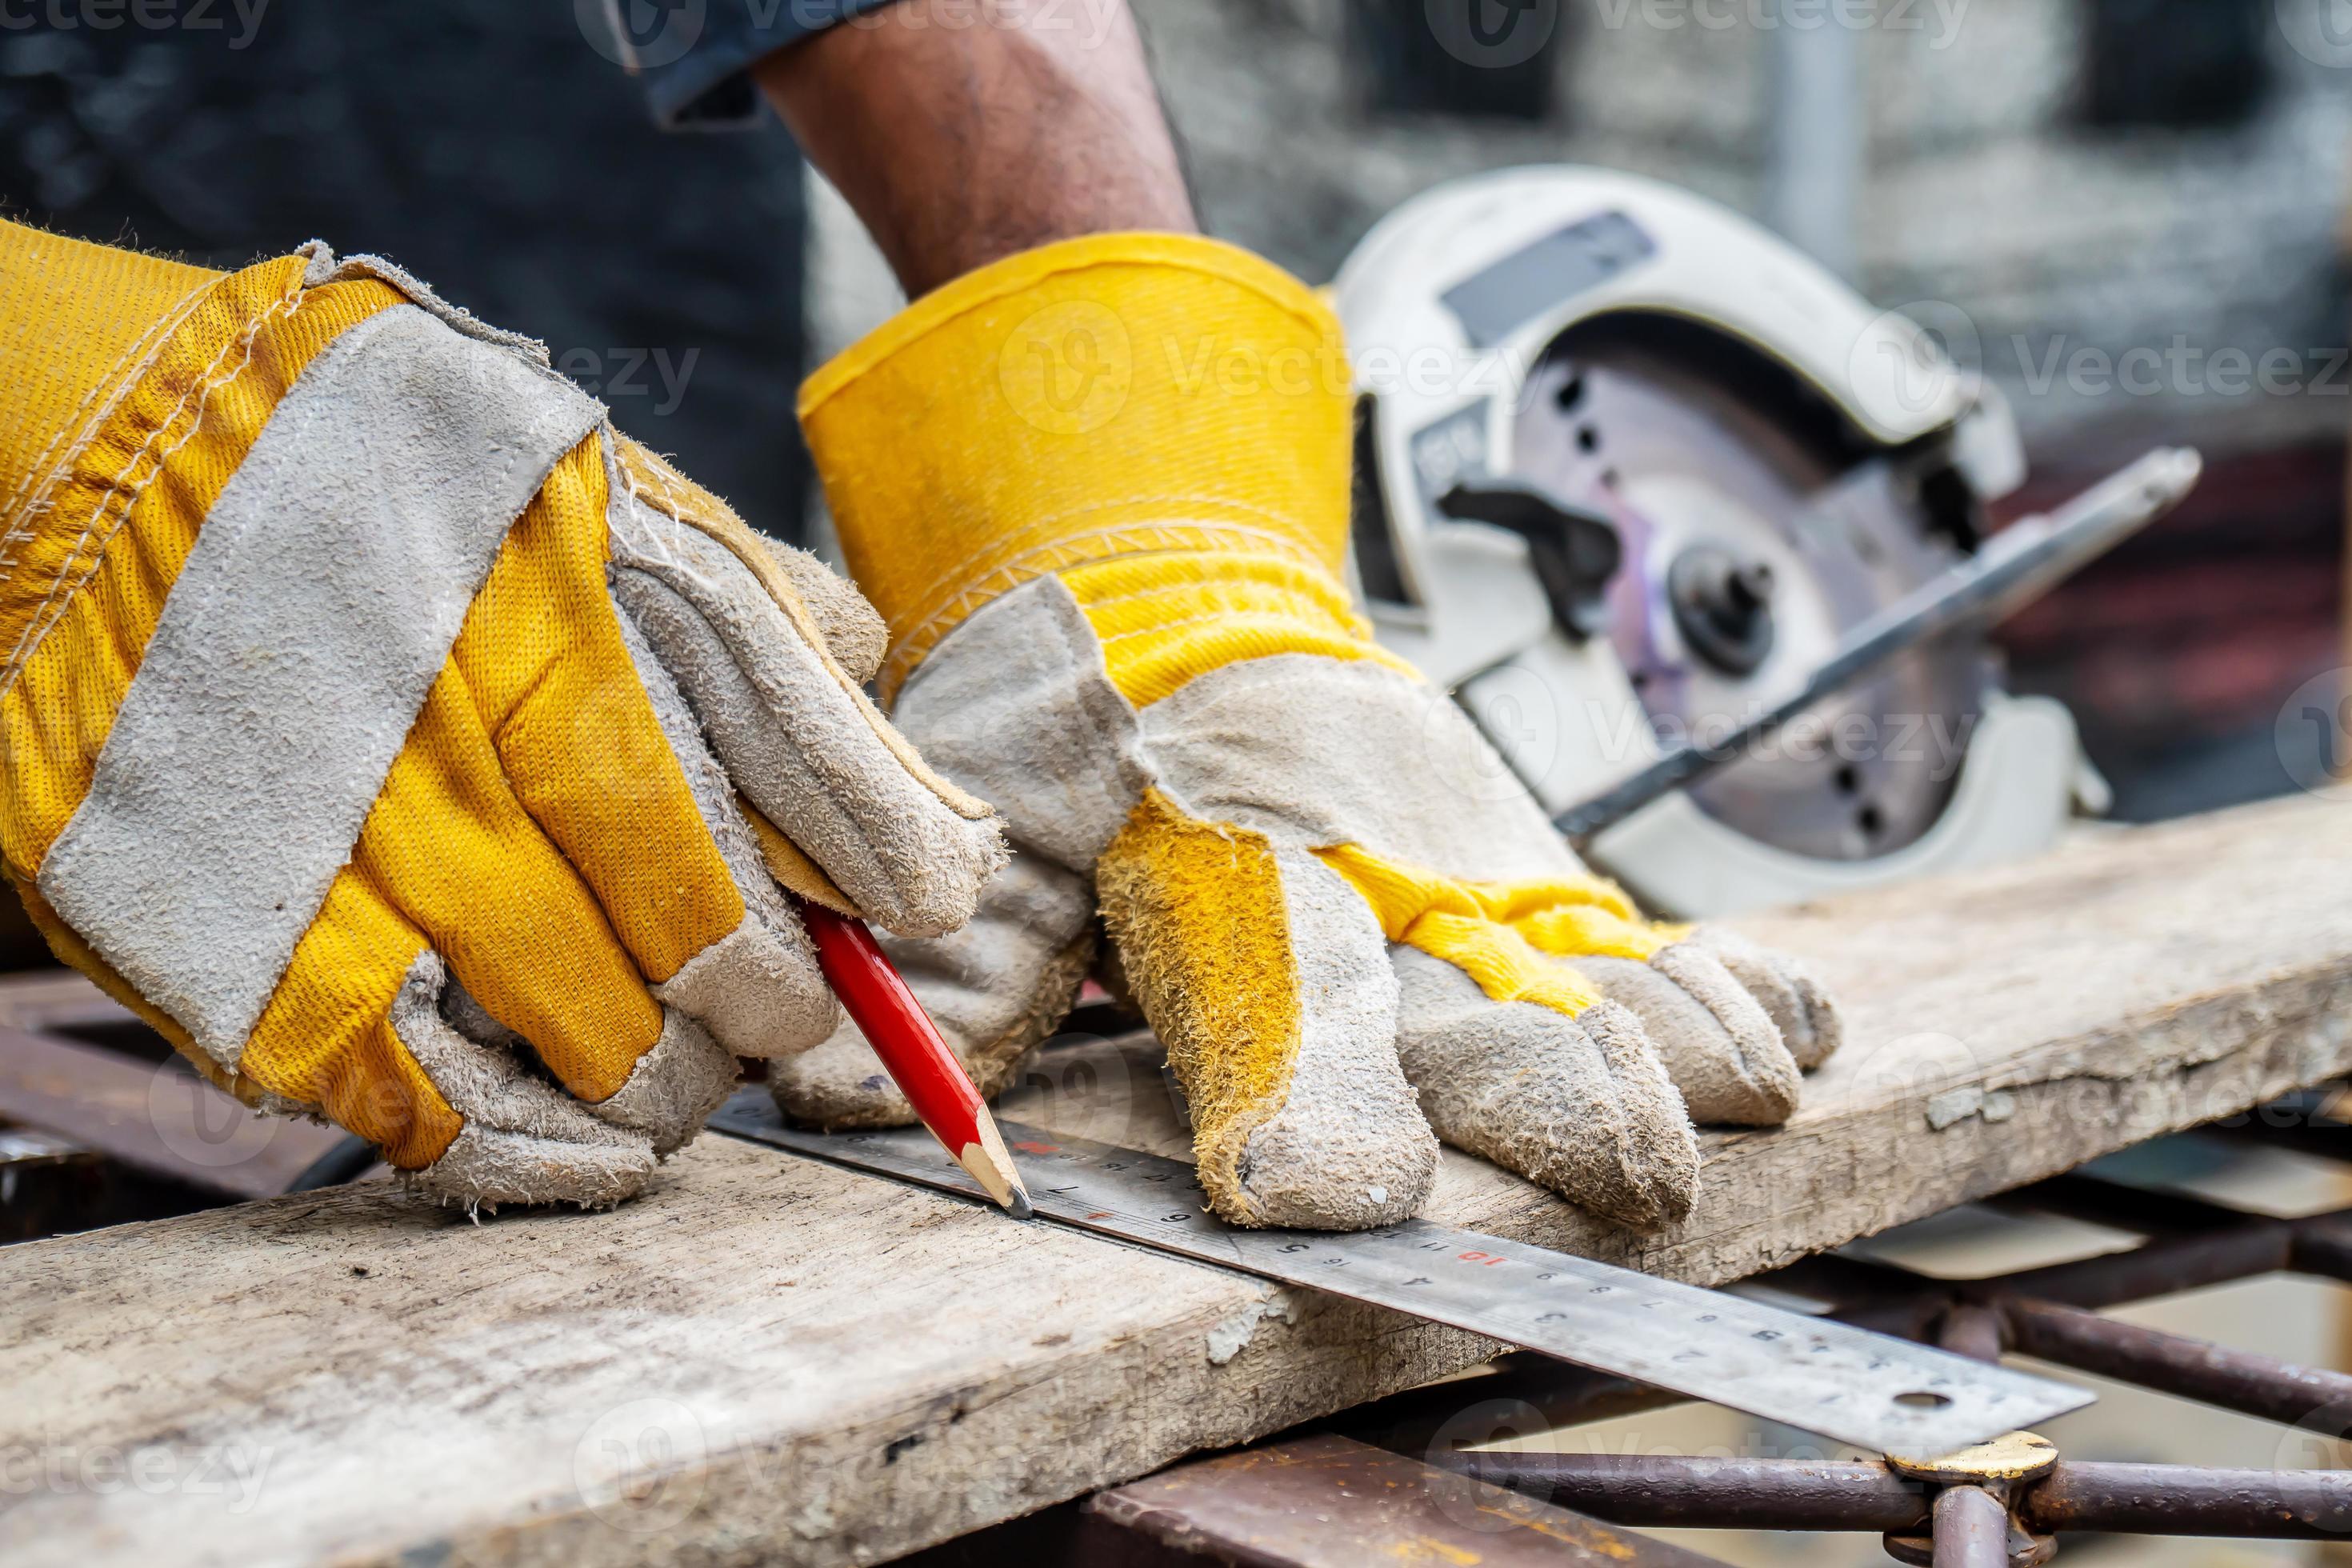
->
[448,434,838,1062]
[1569,945,1802,1126]
[1315,844,1698,1230]
[434,972,736,1160]
[1390,946,1698,1233]
[769,538,890,686]
[353,658,702,1113]
[232,865,667,1208]
[602,439,1005,938]
[1481,871,1810,1124]
[401,981,658,1210]
[1682,928,1842,1071]
[772,851,1097,1129]
[1098,789,1438,1230]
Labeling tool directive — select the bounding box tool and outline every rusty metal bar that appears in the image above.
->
[2291,1214,2352,1282]
[1931,1484,2010,1567]
[1452,1453,1929,1532]
[1988,1222,2295,1308]
[2003,1294,2352,1425]
[2024,1462,2352,1538]
[1455,1454,2352,1541]
[2002,1171,2276,1235]
[1937,1302,2006,1362]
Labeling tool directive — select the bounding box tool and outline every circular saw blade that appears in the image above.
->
[1506,320,1987,862]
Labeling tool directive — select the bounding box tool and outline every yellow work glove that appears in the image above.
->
[780,234,1838,1232]
[0,222,1004,1207]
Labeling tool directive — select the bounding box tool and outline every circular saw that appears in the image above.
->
[1334,166,2192,917]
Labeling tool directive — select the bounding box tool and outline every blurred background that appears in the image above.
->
[6,3,2352,1561]
[6,0,2346,830]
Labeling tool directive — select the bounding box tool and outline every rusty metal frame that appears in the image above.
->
[1314,1108,2352,1565]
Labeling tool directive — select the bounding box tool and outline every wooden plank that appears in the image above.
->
[2,795,2349,1568]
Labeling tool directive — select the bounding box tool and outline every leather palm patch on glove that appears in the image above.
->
[790,231,1839,1232]
[0,222,1003,1207]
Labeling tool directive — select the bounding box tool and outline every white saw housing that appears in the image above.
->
[1334,166,2088,917]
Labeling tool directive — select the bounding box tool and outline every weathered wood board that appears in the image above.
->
[4,796,2350,1567]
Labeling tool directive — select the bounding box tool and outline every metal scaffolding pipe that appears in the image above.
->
[2024,1463,2352,1538]
[1454,1453,1930,1532]
[2004,1295,2352,1426]
[1932,1485,2010,1568]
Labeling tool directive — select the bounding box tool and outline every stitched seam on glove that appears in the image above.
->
[1,258,314,691]
[1063,549,1419,708]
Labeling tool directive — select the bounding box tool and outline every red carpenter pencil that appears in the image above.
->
[796,898,1033,1218]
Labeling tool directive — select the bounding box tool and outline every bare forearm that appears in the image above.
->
[754,1,1195,297]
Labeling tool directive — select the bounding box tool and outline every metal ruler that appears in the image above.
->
[713,1096,2090,1456]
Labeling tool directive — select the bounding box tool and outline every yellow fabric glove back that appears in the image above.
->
[0,221,1003,1206]
[793,234,1839,1233]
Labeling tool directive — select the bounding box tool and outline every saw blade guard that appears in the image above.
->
[1336,166,2079,916]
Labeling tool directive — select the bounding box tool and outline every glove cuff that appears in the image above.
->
[0,219,225,533]
[801,232,1354,701]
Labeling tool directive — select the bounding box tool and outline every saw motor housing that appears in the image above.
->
[1335,166,2094,918]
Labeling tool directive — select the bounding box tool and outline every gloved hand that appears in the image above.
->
[0,222,1004,1206]
[775,234,1838,1232]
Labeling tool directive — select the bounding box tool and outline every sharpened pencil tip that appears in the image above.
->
[1006,1188,1034,1221]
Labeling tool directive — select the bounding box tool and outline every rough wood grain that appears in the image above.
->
[3,796,2348,1568]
